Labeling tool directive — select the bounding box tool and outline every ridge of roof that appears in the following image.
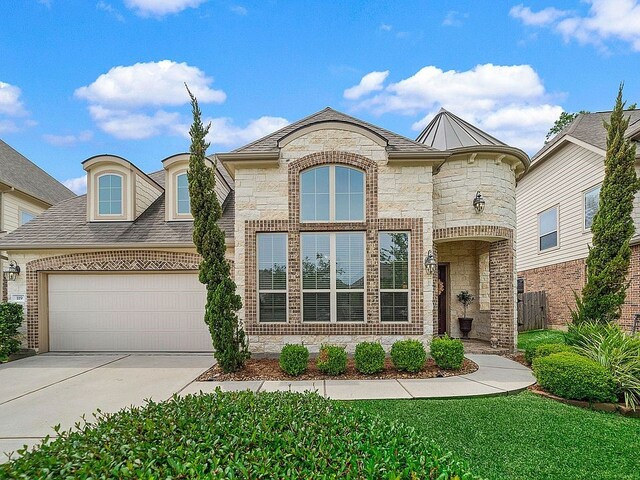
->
[0,139,75,205]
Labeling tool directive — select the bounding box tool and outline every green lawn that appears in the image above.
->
[517,329,566,351]
[353,392,640,480]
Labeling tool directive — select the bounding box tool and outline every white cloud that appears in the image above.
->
[509,4,569,26]
[75,60,225,108]
[123,0,206,17]
[89,105,181,140]
[63,176,87,195]
[97,1,125,21]
[0,120,19,134]
[173,115,289,146]
[230,5,247,15]
[346,64,563,153]
[0,81,27,117]
[512,1,640,52]
[343,71,389,100]
[43,130,93,147]
[442,11,469,27]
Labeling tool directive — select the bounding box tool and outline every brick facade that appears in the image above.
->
[24,250,202,350]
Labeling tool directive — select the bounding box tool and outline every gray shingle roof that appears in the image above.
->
[233,107,437,154]
[532,110,640,162]
[415,108,506,150]
[0,140,75,205]
[0,169,234,250]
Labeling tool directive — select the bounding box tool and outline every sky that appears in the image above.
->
[1,0,640,194]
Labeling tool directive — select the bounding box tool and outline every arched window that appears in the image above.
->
[176,173,190,215]
[300,165,364,222]
[97,174,123,215]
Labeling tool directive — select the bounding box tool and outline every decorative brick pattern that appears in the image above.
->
[25,250,202,350]
[243,151,424,336]
[434,225,514,241]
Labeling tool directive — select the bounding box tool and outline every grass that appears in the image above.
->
[517,329,566,351]
[353,392,640,480]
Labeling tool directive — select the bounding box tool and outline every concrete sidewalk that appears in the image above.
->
[180,354,535,400]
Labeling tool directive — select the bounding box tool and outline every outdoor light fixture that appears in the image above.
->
[424,250,437,275]
[473,191,485,214]
[3,260,20,282]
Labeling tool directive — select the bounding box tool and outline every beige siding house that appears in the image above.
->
[0,108,528,354]
[516,110,640,330]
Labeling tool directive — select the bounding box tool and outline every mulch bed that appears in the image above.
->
[528,385,640,418]
[503,352,529,368]
[197,357,478,382]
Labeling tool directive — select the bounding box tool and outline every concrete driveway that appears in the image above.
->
[0,353,213,463]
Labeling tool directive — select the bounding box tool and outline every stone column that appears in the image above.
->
[489,237,516,351]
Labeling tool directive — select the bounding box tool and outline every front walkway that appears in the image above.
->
[180,354,535,400]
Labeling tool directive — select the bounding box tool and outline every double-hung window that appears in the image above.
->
[300,166,364,222]
[379,232,409,322]
[301,232,365,322]
[538,206,558,251]
[257,233,287,322]
[584,184,601,230]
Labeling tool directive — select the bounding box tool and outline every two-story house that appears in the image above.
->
[0,108,528,354]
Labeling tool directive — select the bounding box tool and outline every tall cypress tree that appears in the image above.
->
[186,86,249,371]
[575,84,639,324]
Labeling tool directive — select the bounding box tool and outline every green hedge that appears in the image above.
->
[533,352,617,403]
[317,345,347,375]
[354,342,385,374]
[430,335,464,370]
[0,302,23,362]
[1,391,480,479]
[390,340,426,373]
[279,344,309,376]
[525,342,574,365]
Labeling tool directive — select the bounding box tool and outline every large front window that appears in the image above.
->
[300,166,364,222]
[98,174,123,215]
[301,232,365,322]
[379,232,409,322]
[257,233,287,322]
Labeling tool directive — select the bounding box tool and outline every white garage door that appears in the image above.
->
[48,273,212,352]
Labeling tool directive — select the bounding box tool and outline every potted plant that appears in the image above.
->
[456,290,475,339]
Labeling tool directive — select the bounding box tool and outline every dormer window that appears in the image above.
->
[176,173,190,215]
[98,174,123,215]
[300,165,364,222]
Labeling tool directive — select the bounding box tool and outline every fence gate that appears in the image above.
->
[517,291,547,332]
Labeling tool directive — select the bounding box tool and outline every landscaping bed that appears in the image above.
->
[197,356,478,381]
[528,384,640,417]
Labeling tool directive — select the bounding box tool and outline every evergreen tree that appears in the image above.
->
[186,85,249,371]
[574,84,639,324]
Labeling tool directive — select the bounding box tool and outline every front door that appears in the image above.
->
[437,264,448,335]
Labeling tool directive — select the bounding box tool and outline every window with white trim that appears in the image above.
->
[379,232,409,322]
[300,166,364,222]
[20,211,35,225]
[538,206,558,251]
[176,173,190,215]
[301,232,365,322]
[98,174,123,215]
[257,233,287,322]
[584,184,601,230]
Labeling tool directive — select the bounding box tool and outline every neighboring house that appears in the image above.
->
[516,110,640,331]
[0,140,75,301]
[0,108,529,354]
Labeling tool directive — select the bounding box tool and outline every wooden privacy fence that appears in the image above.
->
[517,291,548,332]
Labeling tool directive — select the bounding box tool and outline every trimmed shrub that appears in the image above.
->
[0,303,23,362]
[525,342,574,365]
[390,339,426,373]
[279,344,309,376]
[0,391,479,478]
[430,335,464,370]
[317,345,347,375]
[354,342,385,374]
[533,352,617,403]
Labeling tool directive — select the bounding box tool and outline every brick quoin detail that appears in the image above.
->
[244,151,424,336]
[434,226,515,350]
[25,250,203,350]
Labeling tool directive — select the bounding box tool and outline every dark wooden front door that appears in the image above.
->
[437,264,448,335]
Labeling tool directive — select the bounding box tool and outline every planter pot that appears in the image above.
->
[458,317,473,339]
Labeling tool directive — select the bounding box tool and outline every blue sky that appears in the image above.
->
[1,0,639,193]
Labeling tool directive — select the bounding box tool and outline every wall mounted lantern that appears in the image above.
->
[424,250,437,275]
[473,191,485,214]
[3,260,20,282]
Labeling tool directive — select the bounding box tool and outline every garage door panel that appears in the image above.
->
[48,273,212,352]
